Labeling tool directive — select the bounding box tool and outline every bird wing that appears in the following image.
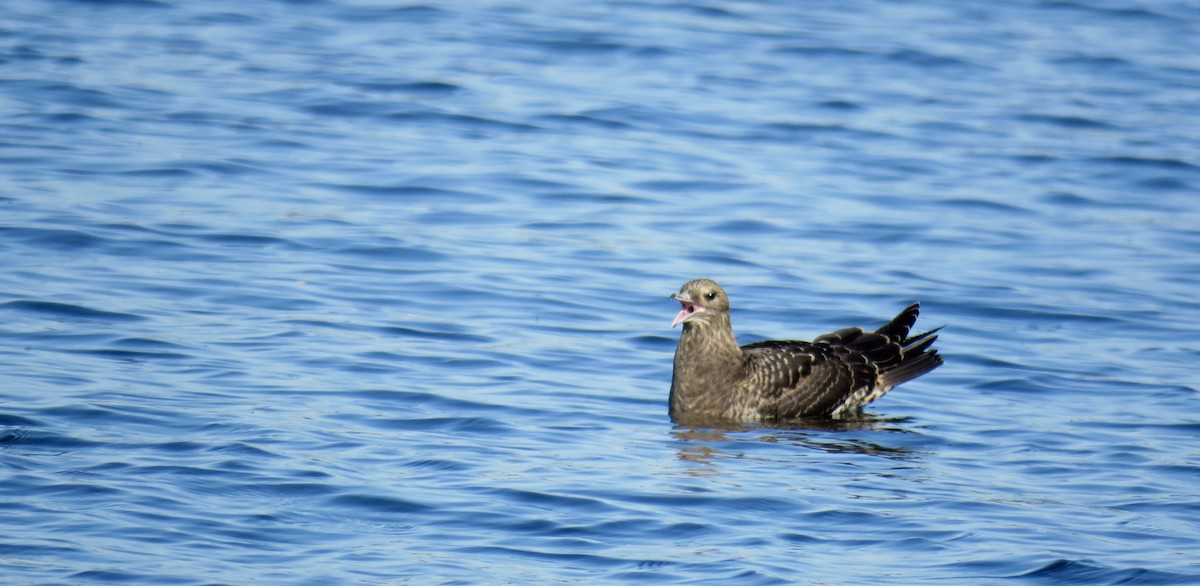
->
[740,340,883,418]
[739,303,942,419]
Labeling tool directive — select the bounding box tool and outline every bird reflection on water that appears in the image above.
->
[671,415,921,474]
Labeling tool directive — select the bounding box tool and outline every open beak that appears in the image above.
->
[670,292,705,328]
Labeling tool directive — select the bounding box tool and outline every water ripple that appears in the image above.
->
[2,0,1199,583]
[0,300,145,322]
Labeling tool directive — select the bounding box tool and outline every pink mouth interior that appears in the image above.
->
[672,300,702,327]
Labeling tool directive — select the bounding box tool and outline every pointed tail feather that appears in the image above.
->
[875,302,920,340]
[881,326,943,389]
[902,326,942,354]
[881,349,942,389]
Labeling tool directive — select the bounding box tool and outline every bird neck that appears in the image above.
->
[670,314,743,418]
[679,315,741,358]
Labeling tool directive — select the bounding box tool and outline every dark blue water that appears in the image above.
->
[3,0,1200,583]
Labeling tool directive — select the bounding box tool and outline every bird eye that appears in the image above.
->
[704,291,718,301]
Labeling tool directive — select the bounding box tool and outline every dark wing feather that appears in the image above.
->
[738,303,940,419]
[815,328,904,370]
[741,341,881,418]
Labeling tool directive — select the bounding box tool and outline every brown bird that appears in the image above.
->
[668,279,942,423]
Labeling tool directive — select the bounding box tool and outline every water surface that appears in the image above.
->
[2,0,1199,583]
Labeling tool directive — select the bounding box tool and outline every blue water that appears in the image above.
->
[3,0,1199,583]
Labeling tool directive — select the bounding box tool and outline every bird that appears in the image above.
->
[668,279,942,423]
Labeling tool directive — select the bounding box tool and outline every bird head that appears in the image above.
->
[670,279,729,328]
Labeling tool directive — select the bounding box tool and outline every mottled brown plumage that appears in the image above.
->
[669,279,942,423]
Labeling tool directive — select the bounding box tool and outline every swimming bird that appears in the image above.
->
[668,279,942,423]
